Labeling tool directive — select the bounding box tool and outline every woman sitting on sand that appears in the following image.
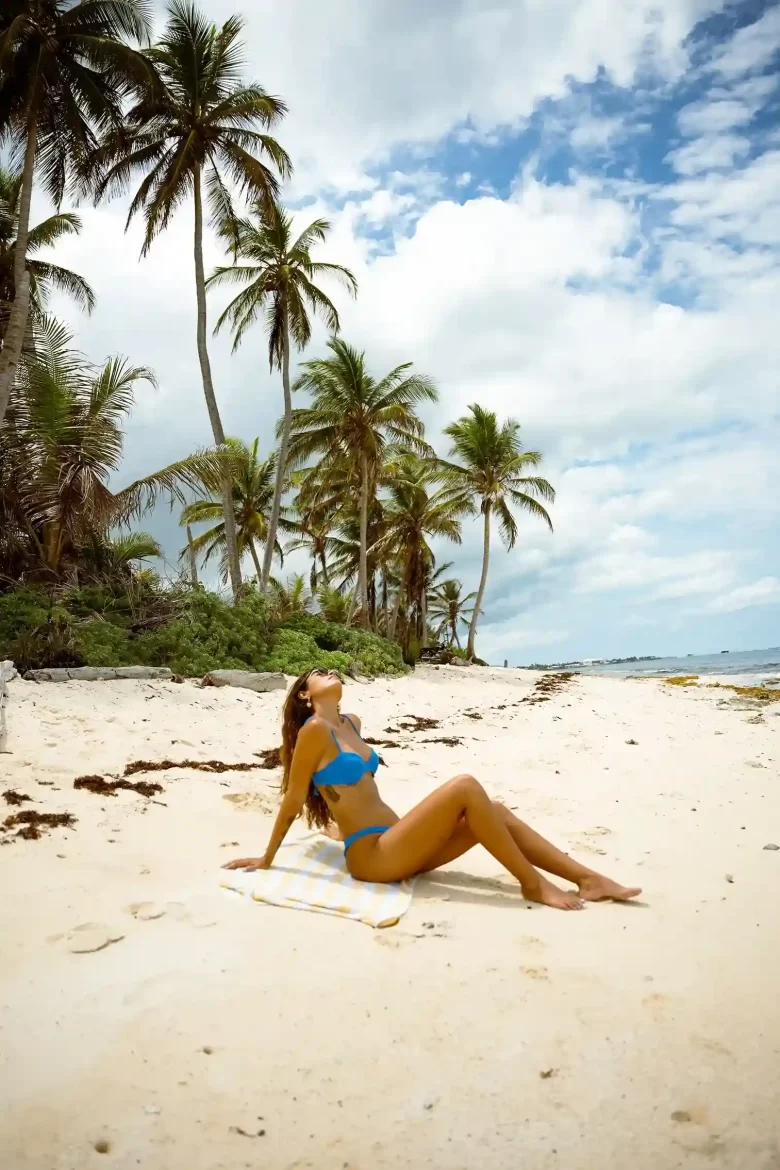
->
[224,668,641,910]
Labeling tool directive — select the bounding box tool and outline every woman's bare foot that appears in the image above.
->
[523,876,585,911]
[577,874,642,902]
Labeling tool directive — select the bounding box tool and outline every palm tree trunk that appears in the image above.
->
[420,589,428,648]
[388,587,403,642]
[453,620,461,649]
[382,574,389,634]
[248,537,263,582]
[358,454,369,628]
[193,167,242,602]
[467,503,491,659]
[0,105,38,427]
[319,551,329,587]
[186,525,199,587]
[261,311,291,593]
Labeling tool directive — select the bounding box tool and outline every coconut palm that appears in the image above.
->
[429,578,477,649]
[287,338,437,627]
[93,1,292,600]
[79,530,162,581]
[317,500,387,628]
[440,404,554,658]
[284,493,335,593]
[0,316,227,582]
[0,165,95,350]
[178,438,289,584]
[0,0,153,424]
[374,454,468,649]
[268,573,312,621]
[208,201,356,591]
[316,583,352,625]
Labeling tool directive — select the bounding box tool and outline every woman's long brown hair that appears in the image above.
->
[279,670,332,830]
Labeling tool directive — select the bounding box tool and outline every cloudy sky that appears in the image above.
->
[43,0,780,664]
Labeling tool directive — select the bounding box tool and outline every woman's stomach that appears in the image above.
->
[320,774,398,836]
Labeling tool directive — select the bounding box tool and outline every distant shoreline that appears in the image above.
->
[518,646,780,683]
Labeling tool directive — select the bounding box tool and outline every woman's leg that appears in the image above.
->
[346,774,585,910]
[422,802,641,902]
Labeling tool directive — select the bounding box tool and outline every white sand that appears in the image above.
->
[1,666,779,1170]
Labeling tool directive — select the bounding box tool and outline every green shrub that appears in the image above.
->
[0,587,60,650]
[76,619,135,667]
[0,583,407,678]
[135,587,273,677]
[278,614,407,676]
[261,629,352,676]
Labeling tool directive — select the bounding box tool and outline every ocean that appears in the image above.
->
[575,646,780,684]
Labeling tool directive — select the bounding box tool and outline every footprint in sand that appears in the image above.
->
[163,900,218,929]
[50,923,125,954]
[223,792,275,815]
[519,965,550,981]
[127,902,166,921]
[516,934,545,952]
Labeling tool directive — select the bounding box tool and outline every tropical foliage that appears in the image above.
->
[440,404,554,657]
[0,0,153,423]
[208,201,356,594]
[0,2,556,676]
[287,338,438,628]
[92,0,291,600]
[0,165,95,350]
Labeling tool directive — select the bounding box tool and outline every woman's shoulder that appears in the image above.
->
[297,715,330,740]
[342,712,362,731]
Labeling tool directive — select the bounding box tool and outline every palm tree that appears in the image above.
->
[93,1,291,601]
[0,0,152,425]
[208,202,357,592]
[429,578,477,649]
[179,437,289,584]
[0,316,227,582]
[285,494,334,593]
[0,165,95,349]
[79,530,162,580]
[316,582,352,625]
[440,404,555,659]
[374,454,468,650]
[268,573,312,621]
[287,338,437,627]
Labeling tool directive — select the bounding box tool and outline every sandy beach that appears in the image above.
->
[1,666,779,1170]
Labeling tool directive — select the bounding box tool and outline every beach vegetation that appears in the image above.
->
[0,3,555,673]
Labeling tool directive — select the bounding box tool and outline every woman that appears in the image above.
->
[224,668,641,910]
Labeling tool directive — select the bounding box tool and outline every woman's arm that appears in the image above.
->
[222,722,327,871]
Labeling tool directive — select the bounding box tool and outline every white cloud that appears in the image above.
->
[708,578,780,614]
[569,114,625,149]
[189,0,727,193]
[35,1,780,660]
[666,131,750,174]
[708,5,780,79]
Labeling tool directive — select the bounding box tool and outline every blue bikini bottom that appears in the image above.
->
[342,825,389,853]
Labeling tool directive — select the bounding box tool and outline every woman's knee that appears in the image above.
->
[449,773,485,800]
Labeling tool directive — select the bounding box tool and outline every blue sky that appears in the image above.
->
[45,0,780,664]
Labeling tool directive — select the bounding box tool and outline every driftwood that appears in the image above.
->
[200,670,286,693]
[23,666,174,683]
[0,661,17,753]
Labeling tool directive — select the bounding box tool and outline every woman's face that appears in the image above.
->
[301,668,343,706]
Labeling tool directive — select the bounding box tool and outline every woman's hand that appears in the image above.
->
[222,856,271,872]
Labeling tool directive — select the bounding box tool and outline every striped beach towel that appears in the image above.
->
[220,835,415,929]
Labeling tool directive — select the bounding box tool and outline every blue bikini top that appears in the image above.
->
[310,715,379,788]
